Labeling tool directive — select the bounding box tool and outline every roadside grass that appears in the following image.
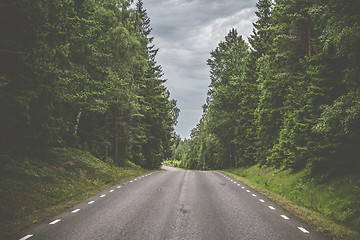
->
[0,148,152,240]
[162,160,182,168]
[221,165,360,239]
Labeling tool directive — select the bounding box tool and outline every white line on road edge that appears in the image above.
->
[71,209,80,213]
[268,206,275,210]
[281,215,289,220]
[130,181,133,183]
[109,190,114,192]
[237,184,241,186]
[88,201,95,205]
[252,194,257,197]
[298,227,309,233]
[49,219,61,225]
[246,190,250,193]
[100,194,106,198]
[117,186,121,188]
[19,234,33,240]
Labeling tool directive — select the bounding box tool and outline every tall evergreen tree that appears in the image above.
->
[178,0,360,174]
[206,29,249,168]
[0,0,178,169]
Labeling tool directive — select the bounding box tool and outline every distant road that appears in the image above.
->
[18,166,327,240]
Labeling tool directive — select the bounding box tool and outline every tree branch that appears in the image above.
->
[0,49,26,54]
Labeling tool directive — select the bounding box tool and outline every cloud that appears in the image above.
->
[143,0,258,138]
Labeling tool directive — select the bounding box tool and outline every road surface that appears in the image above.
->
[18,166,327,240]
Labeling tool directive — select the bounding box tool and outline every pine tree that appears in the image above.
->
[249,0,273,58]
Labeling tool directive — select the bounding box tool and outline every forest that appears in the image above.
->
[1,0,360,238]
[174,0,360,175]
[0,0,179,169]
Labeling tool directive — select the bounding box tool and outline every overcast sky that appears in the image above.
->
[142,0,258,139]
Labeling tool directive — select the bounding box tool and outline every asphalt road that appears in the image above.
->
[17,166,327,240]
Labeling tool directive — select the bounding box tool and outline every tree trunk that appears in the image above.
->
[307,16,312,57]
[74,109,82,135]
[115,105,119,165]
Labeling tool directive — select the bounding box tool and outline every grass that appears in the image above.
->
[162,160,182,168]
[221,165,360,239]
[0,148,153,240]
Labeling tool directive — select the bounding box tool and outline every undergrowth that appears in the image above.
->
[162,160,182,168]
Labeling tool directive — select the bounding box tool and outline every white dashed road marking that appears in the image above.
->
[19,174,161,240]
[49,219,61,225]
[217,174,315,236]
[23,173,314,240]
[298,227,309,233]
[19,234,33,240]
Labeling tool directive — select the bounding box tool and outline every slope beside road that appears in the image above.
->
[17,166,327,240]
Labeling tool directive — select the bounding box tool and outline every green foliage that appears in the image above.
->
[177,0,360,176]
[0,0,178,169]
[162,160,182,168]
